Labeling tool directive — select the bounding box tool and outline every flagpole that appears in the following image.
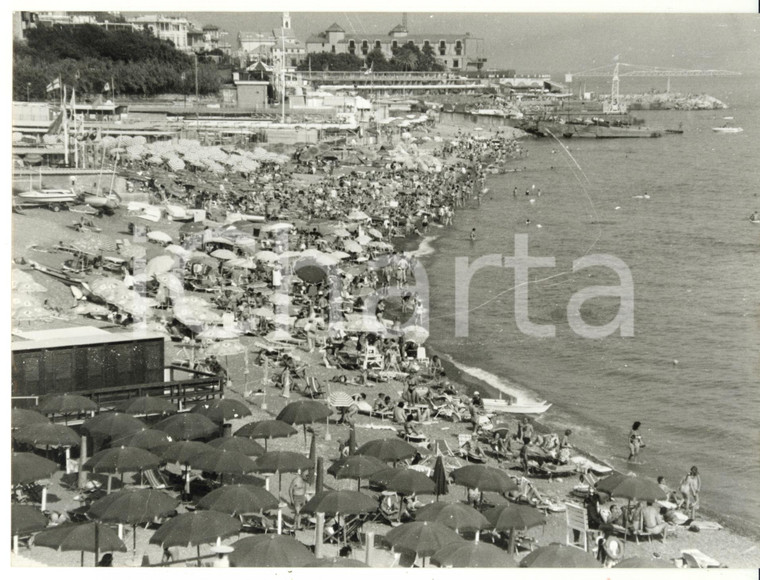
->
[72,88,79,169]
[62,84,69,167]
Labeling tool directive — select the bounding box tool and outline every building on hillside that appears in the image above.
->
[304,22,486,71]
[238,12,305,68]
[126,14,191,51]
[189,24,233,55]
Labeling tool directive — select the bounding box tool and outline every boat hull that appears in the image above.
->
[16,189,78,204]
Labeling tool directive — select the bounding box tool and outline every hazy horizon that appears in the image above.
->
[127,12,760,76]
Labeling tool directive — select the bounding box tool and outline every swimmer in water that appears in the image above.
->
[470,228,476,241]
[525,219,531,225]
[750,211,760,221]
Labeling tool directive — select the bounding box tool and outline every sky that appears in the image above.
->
[126,11,760,76]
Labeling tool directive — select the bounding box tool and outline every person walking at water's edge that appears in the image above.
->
[627,421,644,462]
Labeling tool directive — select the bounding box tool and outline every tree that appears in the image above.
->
[297,52,363,72]
[391,42,419,72]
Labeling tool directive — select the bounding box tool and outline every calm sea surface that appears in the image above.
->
[422,75,760,535]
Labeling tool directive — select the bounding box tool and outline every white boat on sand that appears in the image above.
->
[712,126,743,133]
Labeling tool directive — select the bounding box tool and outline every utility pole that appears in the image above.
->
[281,26,286,124]
[194,52,199,102]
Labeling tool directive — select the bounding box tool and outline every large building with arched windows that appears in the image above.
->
[304,22,485,71]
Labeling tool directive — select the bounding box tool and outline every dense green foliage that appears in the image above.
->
[297,42,445,73]
[14,24,221,99]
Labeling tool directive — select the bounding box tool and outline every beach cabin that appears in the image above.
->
[11,326,223,413]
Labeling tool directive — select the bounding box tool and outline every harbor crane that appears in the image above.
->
[566,62,741,113]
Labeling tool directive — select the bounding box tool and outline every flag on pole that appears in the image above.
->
[103,82,110,92]
[46,77,61,93]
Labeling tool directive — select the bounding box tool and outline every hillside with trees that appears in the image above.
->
[13,24,221,100]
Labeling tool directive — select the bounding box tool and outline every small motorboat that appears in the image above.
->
[712,126,743,133]
[84,192,121,209]
[15,189,78,210]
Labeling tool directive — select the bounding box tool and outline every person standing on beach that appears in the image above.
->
[627,421,644,462]
[680,466,701,518]
[470,228,477,242]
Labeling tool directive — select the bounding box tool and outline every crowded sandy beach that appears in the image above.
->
[9,107,760,573]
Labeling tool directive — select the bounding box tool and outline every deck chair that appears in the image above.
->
[362,346,384,370]
[457,434,472,456]
[144,469,169,490]
[565,501,593,552]
[415,346,429,368]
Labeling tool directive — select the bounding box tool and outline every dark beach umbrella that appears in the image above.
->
[13,423,80,448]
[84,446,161,474]
[253,451,312,496]
[38,393,98,416]
[616,557,676,568]
[432,455,449,499]
[596,474,667,502]
[197,484,278,516]
[384,521,462,559]
[207,436,265,456]
[87,489,179,552]
[451,465,518,494]
[294,262,328,285]
[371,468,435,496]
[12,504,48,535]
[431,540,517,568]
[157,440,212,465]
[356,438,418,463]
[114,396,177,416]
[110,428,173,450]
[519,543,602,568]
[302,490,378,516]
[308,557,369,567]
[191,399,252,424]
[81,412,145,440]
[328,455,387,491]
[415,501,490,532]
[188,448,258,476]
[235,419,297,451]
[34,521,127,567]
[276,400,332,443]
[11,408,49,429]
[12,452,59,485]
[149,511,241,549]
[154,413,218,441]
[484,503,547,554]
[229,534,315,567]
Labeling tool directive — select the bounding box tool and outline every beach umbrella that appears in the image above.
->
[347,210,370,221]
[211,249,237,260]
[118,244,147,260]
[416,502,490,532]
[367,228,383,239]
[519,543,602,568]
[84,446,161,474]
[12,305,59,323]
[327,391,354,409]
[12,293,43,309]
[596,474,667,502]
[155,272,184,295]
[13,282,50,295]
[276,401,333,443]
[34,521,127,567]
[226,257,257,269]
[371,468,435,496]
[11,408,50,429]
[484,503,547,554]
[188,448,258,477]
[431,540,516,568]
[145,254,175,276]
[385,521,462,560]
[344,314,387,334]
[253,451,312,497]
[12,452,59,486]
[615,557,675,568]
[147,231,173,245]
[235,420,297,452]
[81,412,145,440]
[403,325,430,345]
[154,413,218,441]
[191,399,252,424]
[432,455,449,499]
[113,396,177,416]
[13,423,80,448]
[87,489,179,552]
[254,250,280,263]
[229,535,315,567]
[150,511,241,551]
[207,436,265,456]
[197,327,241,340]
[197,484,278,516]
[356,438,418,464]
[110,428,173,450]
[451,465,518,494]
[332,228,351,238]
[12,504,48,535]
[157,440,212,465]
[38,393,98,416]
[343,239,364,254]
[174,304,222,327]
[308,557,369,567]
[294,263,328,284]
[302,490,378,516]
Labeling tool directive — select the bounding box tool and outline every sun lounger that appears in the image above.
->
[681,549,725,568]
[144,469,169,490]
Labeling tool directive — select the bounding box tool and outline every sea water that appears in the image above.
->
[421,75,760,536]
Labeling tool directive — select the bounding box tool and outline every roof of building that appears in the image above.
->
[11,326,166,351]
[388,24,408,34]
[325,22,345,33]
[308,33,475,45]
